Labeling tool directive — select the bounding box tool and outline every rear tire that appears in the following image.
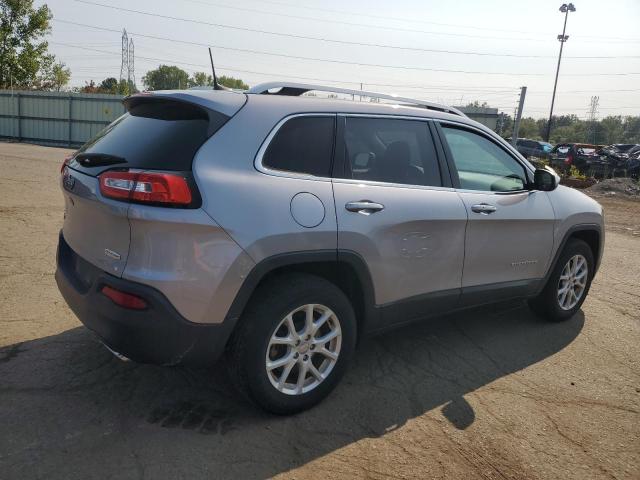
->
[228,273,356,414]
[528,238,594,322]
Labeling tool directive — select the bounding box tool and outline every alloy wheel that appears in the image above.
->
[557,254,588,311]
[265,304,342,395]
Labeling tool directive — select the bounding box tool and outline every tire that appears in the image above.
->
[227,273,357,414]
[528,238,594,322]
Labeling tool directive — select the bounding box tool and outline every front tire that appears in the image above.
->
[528,238,594,321]
[228,273,356,414]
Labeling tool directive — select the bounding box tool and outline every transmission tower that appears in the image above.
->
[587,96,599,143]
[120,29,129,83]
[128,37,135,88]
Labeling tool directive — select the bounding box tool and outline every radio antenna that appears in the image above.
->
[209,47,230,91]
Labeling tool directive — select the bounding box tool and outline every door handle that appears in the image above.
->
[471,203,497,215]
[345,201,385,215]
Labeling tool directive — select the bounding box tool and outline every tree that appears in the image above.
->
[0,0,56,89]
[599,116,624,145]
[218,75,248,90]
[50,62,70,91]
[465,100,490,108]
[517,117,539,139]
[99,77,119,93]
[142,65,189,90]
[189,71,212,87]
[78,80,100,94]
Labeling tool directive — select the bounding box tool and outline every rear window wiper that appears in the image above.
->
[73,153,127,168]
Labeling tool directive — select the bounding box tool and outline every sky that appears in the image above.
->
[38,0,640,119]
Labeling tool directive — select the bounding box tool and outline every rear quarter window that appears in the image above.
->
[262,116,335,177]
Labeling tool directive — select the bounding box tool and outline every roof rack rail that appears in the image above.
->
[247,82,466,117]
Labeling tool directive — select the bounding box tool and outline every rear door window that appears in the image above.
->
[341,117,442,187]
[262,116,335,177]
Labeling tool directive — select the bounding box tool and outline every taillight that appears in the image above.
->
[565,154,573,165]
[101,285,148,310]
[99,171,192,206]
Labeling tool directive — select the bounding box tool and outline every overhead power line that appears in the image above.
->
[71,0,550,43]
[205,0,640,43]
[49,23,640,78]
[68,3,640,59]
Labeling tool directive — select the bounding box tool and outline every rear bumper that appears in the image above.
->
[55,232,234,366]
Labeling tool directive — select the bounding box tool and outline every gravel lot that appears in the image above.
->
[1,142,638,480]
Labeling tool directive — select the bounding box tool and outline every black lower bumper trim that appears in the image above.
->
[55,232,233,366]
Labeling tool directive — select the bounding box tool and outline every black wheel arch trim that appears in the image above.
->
[223,249,379,332]
[538,223,603,295]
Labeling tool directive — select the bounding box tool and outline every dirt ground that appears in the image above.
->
[1,142,638,480]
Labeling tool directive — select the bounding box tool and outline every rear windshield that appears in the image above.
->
[72,99,226,174]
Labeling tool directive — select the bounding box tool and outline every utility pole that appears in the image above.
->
[511,86,527,147]
[587,95,599,144]
[545,3,576,142]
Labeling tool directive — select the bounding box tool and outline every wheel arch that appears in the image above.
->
[542,224,603,292]
[223,250,378,341]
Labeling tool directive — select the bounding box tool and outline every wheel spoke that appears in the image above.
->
[559,288,569,307]
[267,354,293,371]
[277,361,296,390]
[284,314,299,340]
[313,328,339,345]
[312,311,332,334]
[271,335,296,347]
[569,288,577,305]
[296,362,309,393]
[318,347,338,360]
[308,363,324,381]
[304,304,315,336]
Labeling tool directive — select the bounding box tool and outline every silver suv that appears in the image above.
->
[56,82,604,414]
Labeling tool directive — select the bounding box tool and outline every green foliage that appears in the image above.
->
[188,71,213,87]
[217,75,248,90]
[76,77,135,95]
[0,0,57,89]
[568,165,586,180]
[180,71,248,90]
[516,117,539,139]
[497,113,640,144]
[465,100,490,108]
[50,62,71,91]
[99,77,119,93]
[142,65,190,90]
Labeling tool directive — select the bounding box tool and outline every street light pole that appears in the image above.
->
[545,3,575,142]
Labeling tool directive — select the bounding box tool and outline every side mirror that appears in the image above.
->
[533,167,559,191]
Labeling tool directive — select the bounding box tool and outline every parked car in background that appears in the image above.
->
[550,143,607,177]
[515,138,553,160]
[598,144,640,177]
[624,145,640,179]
